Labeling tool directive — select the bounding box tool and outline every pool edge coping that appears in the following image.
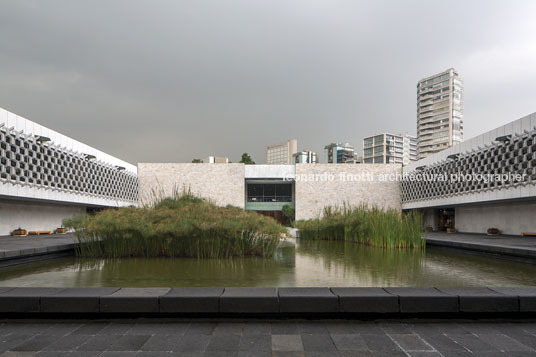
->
[0,286,535,317]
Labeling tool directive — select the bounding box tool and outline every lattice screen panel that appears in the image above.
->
[0,124,138,203]
[402,127,536,203]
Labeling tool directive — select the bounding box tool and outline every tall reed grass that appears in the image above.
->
[296,204,423,249]
[64,189,285,259]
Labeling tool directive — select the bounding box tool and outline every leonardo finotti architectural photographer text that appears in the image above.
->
[285,171,527,183]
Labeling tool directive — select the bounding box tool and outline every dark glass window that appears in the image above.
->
[247,183,292,202]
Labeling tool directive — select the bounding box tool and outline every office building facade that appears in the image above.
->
[293,150,317,164]
[323,143,355,163]
[417,68,464,159]
[363,134,417,165]
[266,139,297,165]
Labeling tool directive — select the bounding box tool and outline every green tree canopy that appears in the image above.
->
[239,153,255,165]
[191,158,203,163]
[282,205,295,225]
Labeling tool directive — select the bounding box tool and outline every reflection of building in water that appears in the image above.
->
[273,245,296,269]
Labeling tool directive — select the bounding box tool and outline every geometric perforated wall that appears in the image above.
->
[402,126,536,203]
[0,123,138,203]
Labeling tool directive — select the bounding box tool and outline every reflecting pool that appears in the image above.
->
[1,239,535,287]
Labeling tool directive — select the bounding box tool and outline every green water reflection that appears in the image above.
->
[1,239,535,287]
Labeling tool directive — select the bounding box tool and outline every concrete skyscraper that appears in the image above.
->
[266,139,298,164]
[417,68,464,159]
[363,133,417,165]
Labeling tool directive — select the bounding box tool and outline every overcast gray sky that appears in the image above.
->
[1,0,535,164]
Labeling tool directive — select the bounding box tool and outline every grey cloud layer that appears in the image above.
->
[0,0,535,163]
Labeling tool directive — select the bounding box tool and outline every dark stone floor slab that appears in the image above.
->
[41,334,92,351]
[107,334,151,351]
[206,334,241,351]
[41,288,119,313]
[385,288,459,313]
[278,287,338,313]
[10,334,58,352]
[220,288,279,313]
[160,288,224,313]
[490,287,536,312]
[438,287,519,312]
[331,287,399,313]
[0,319,534,354]
[77,334,122,351]
[239,334,272,351]
[0,287,64,313]
[100,288,170,313]
[301,334,337,352]
[425,232,536,261]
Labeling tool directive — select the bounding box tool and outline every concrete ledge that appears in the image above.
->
[0,287,64,313]
[279,287,338,313]
[0,287,534,316]
[385,288,459,313]
[41,288,119,313]
[331,287,399,313]
[438,287,519,313]
[160,288,224,313]
[490,287,536,312]
[220,287,279,313]
[101,288,171,313]
[425,234,536,261]
[0,233,77,267]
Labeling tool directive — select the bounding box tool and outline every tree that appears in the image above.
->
[191,158,203,163]
[282,205,295,226]
[239,153,255,165]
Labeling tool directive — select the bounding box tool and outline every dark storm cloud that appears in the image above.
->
[0,0,535,164]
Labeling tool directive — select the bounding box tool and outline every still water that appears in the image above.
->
[1,240,535,287]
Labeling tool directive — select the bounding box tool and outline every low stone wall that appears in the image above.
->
[137,163,245,208]
[0,287,532,316]
[294,164,402,220]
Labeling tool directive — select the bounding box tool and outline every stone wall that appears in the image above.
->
[137,163,245,208]
[294,164,402,220]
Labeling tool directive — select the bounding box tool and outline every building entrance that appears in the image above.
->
[438,208,455,231]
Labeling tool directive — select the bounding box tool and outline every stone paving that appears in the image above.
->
[0,233,76,260]
[425,232,536,260]
[426,232,536,249]
[0,319,535,356]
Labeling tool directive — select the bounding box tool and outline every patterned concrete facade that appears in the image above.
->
[137,163,245,208]
[403,112,536,209]
[0,107,137,235]
[295,164,402,220]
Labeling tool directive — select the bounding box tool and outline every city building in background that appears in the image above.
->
[403,134,418,165]
[344,155,362,164]
[417,68,464,159]
[204,156,229,163]
[292,150,318,164]
[363,133,417,165]
[266,139,297,165]
[323,142,355,163]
